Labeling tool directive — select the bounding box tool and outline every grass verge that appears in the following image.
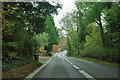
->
[70,56,119,68]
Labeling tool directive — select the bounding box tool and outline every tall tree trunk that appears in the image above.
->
[98,16,105,47]
[76,18,80,55]
[77,26,80,54]
[27,44,30,57]
[27,38,33,58]
[67,34,71,56]
[34,42,37,54]
[29,44,33,58]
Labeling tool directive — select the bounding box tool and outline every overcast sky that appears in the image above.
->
[52,0,77,29]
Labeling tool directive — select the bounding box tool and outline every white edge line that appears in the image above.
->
[24,57,52,79]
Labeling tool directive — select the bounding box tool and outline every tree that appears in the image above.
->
[44,15,59,53]
[84,23,102,47]
[59,12,78,55]
[83,2,113,47]
[103,2,120,48]
[75,2,89,54]
[32,32,49,54]
[2,2,61,59]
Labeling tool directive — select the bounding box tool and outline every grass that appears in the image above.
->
[70,56,119,68]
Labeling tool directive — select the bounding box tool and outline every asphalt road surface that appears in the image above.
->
[33,50,119,79]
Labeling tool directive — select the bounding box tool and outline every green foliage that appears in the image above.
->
[8,51,18,59]
[31,32,49,54]
[79,46,118,63]
[3,41,18,49]
[2,2,60,70]
[40,50,47,53]
[45,15,59,52]
[32,32,49,47]
[60,2,119,64]
[14,27,29,48]
[105,31,120,48]
[45,15,58,44]
[84,23,102,47]
[103,2,120,48]
[104,2,119,32]
[33,60,42,66]
[2,54,32,71]
[67,31,78,55]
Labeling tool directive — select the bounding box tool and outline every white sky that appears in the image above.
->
[52,0,77,29]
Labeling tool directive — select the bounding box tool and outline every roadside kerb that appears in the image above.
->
[24,57,52,79]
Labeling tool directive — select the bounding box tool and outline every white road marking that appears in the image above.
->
[72,65,80,69]
[25,57,52,79]
[79,70,96,80]
[66,60,69,62]
[65,59,69,62]
[69,62,73,65]
[64,59,68,61]
[64,58,95,80]
[64,59,73,65]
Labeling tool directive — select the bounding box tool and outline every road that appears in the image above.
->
[33,50,119,79]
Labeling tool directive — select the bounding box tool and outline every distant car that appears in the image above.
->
[49,53,52,56]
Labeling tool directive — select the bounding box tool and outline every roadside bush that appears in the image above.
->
[33,60,42,67]
[2,54,32,71]
[73,51,78,56]
[79,46,118,63]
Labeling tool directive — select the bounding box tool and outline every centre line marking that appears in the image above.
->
[69,62,73,65]
[78,70,96,80]
[67,60,70,62]
[66,59,70,62]
[72,65,80,69]
[64,59,74,65]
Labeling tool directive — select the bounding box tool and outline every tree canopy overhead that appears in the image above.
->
[59,2,119,63]
[2,2,61,59]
